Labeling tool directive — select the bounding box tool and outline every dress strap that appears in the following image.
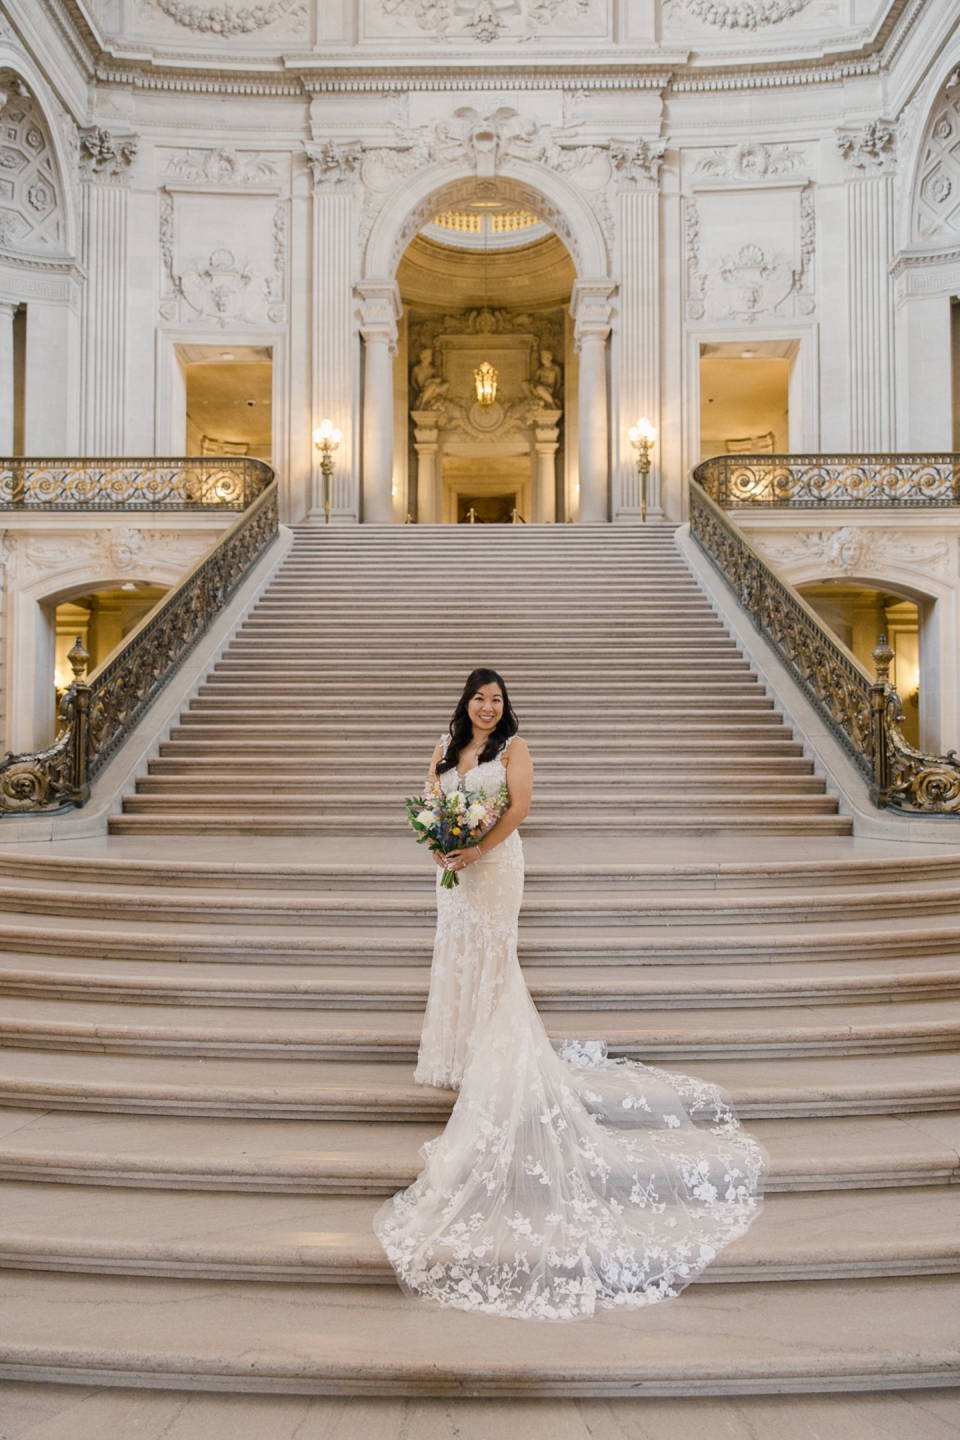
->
[440,732,450,759]
[501,735,517,754]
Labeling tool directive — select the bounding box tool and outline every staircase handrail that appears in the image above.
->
[0,456,273,510]
[694,453,960,508]
[689,477,960,815]
[0,474,279,816]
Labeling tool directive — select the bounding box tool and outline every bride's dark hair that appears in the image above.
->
[437,667,519,775]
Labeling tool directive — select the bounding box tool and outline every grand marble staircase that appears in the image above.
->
[112,525,849,835]
[0,525,957,1403]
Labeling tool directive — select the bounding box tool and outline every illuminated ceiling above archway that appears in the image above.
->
[421,208,552,250]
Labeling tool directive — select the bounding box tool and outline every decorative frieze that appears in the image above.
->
[159,147,281,185]
[694,142,806,182]
[20,526,211,582]
[684,185,815,324]
[78,127,138,184]
[373,0,605,44]
[677,0,811,28]
[753,527,951,580]
[158,192,287,327]
[146,0,305,36]
[836,122,896,174]
[306,142,362,190]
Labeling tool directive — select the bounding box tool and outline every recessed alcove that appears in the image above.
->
[53,583,169,722]
[394,204,576,523]
[798,582,921,748]
[699,340,798,462]
[177,344,273,462]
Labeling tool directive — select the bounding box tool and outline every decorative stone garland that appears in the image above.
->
[683,0,810,29]
[153,0,296,36]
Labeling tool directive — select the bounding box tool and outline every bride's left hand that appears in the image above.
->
[444,849,478,872]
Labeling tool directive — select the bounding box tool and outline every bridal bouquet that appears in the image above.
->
[405,781,508,889]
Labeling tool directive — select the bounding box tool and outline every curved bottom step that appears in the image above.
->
[0,1271,957,1396]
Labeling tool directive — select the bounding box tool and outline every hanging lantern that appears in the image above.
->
[474,360,498,407]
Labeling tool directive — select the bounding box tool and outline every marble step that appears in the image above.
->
[110,814,854,836]
[5,911,952,965]
[2,1109,957,1194]
[153,740,808,761]
[198,679,768,695]
[0,845,955,892]
[212,657,755,671]
[182,707,783,727]
[143,760,820,782]
[0,1182,956,1286]
[1,1049,957,1119]
[4,877,960,929]
[120,796,841,820]
[135,775,830,795]
[2,996,957,1061]
[5,955,960,1011]
[4,1270,951,1398]
[187,695,779,713]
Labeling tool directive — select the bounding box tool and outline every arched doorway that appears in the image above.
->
[395,208,576,522]
[355,159,615,525]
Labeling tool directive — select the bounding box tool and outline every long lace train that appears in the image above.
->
[374,742,767,1321]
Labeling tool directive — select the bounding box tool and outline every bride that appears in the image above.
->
[374,667,766,1321]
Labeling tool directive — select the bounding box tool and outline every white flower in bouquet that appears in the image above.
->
[465,802,487,827]
[415,809,437,829]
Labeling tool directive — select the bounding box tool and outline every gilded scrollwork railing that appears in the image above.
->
[0,476,279,816]
[694,453,960,508]
[0,457,273,510]
[689,479,960,816]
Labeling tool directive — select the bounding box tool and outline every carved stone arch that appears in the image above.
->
[362,159,609,283]
[0,63,73,257]
[907,65,960,248]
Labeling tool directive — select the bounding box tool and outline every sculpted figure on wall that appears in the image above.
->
[411,348,449,412]
[524,350,562,409]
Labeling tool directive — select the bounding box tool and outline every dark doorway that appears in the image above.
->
[458,493,517,524]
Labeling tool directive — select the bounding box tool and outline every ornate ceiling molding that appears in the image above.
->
[30,0,927,98]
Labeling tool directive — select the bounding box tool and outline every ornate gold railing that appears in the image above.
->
[689,480,960,815]
[694,453,960,508]
[0,457,272,510]
[0,476,279,815]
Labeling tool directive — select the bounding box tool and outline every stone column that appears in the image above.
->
[617,188,662,521]
[78,127,138,454]
[0,301,16,454]
[571,281,615,523]
[837,124,896,450]
[411,411,441,523]
[311,188,357,521]
[533,410,562,523]
[357,280,401,525]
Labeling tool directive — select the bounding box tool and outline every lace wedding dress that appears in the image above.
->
[374,738,766,1321]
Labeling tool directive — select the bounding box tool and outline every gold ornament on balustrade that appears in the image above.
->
[694,454,960,508]
[0,457,273,511]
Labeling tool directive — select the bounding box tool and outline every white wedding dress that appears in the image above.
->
[374,738,766,1321]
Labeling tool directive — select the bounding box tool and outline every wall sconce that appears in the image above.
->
[312,419,341,525]
[474,360,498,407]
[628,417,657,523]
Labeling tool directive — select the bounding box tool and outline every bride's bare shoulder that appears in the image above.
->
[503,736,531,764]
